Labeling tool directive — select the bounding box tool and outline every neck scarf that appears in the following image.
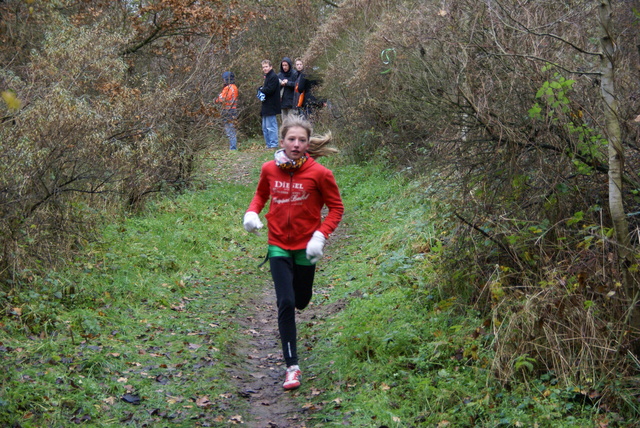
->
[275,149,308,171]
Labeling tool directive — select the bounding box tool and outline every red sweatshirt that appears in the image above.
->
[247,156,344,250]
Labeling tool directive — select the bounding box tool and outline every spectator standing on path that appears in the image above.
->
[293,58,319,119]
[292,58,308,118]
[243,115,344,390]
[258,60,281,149]
[215,71,238,150]
[278,57,298,118]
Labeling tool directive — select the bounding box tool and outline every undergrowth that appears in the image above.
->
[302,158,619,427]
[0,147,629,427]
[0,148,273,426]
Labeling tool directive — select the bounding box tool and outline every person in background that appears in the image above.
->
[278,57,298,118]
[243,115,343,390]
[215,71,238,150]
[292,58,309,118]
[258,60,281,149]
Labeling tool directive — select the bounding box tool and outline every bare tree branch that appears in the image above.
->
[492,0,601,57]
[321,0,339,7]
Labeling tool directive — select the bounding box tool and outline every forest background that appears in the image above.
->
[1,0,640,426]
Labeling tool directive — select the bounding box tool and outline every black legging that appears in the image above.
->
[269,256,316,367]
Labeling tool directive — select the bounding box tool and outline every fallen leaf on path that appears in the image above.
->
[196,396,211,407]
[166,395,184,404]
[121,393,140,405]
[171,303,185,311]
[229,415,244,424]
[302,402,323,412]
[103,396,117,405]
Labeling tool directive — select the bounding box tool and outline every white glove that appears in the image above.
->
[243,211,263,234]
[306,231,326,264]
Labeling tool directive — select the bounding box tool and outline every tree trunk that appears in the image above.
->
[599,0,640,341]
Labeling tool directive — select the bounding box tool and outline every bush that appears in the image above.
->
[300,0,640,413]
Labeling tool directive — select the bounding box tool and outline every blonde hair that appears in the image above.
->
[261,59,272,66]
[280,114,338,158]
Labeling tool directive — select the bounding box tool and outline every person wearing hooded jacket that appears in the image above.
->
[243,114,343,390]
[278,57,298,118]
[215,71,238,150]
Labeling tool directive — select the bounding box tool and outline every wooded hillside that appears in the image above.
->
[2,0,640,422]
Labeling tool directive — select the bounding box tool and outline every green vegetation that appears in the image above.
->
[0,149,273,426]
[302,158,614,427]
[2,0,640,426]
[0,148,620,426]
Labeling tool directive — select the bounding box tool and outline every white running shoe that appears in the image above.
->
[283,365,301,390]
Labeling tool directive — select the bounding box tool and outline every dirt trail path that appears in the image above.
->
[206,148,331,427]
[229,283,313,427]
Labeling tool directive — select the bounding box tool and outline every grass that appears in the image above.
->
[0,147,611,427]
[299,158,606,427]
[0,148,272,426]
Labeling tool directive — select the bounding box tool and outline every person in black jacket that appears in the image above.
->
[292,58,324,119]
[278,57,298,118]
[259,60,281,149]
[292,58,308,118]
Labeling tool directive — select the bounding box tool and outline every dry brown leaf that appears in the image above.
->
[171,303,186,311]
[229,415,244,424]
[196,396,211,407]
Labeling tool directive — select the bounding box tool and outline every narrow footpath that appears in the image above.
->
[206,148,341,427]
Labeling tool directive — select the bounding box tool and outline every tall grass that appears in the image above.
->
[301,157,609,427]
